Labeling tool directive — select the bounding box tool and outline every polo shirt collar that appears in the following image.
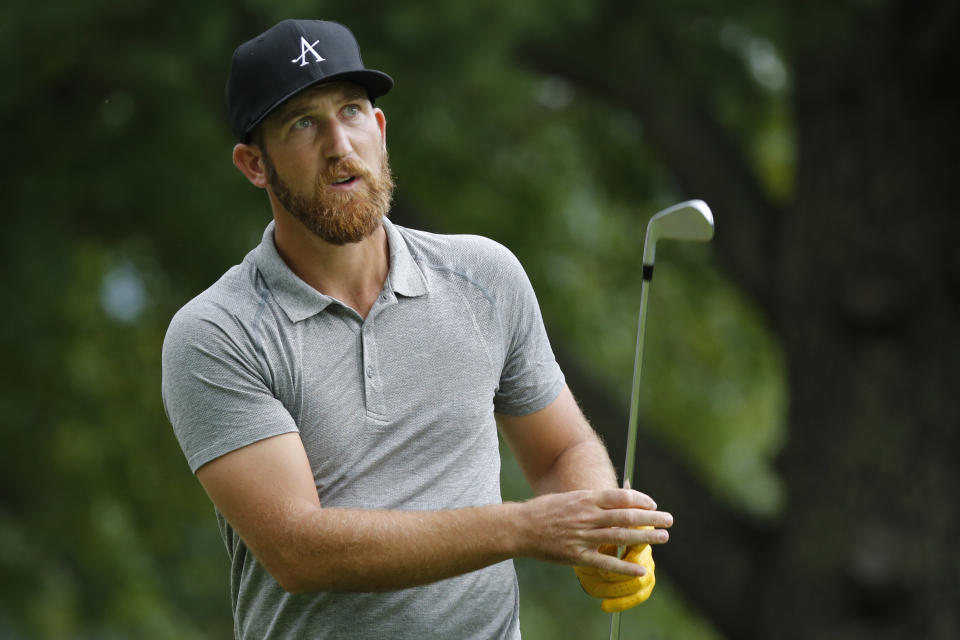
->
[253,218,428,323]
[383,218,429,299]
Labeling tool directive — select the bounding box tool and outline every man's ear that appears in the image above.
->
[232,143,269,189]
[374,108,387,149]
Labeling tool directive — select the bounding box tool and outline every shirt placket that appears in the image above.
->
[361,290,395,419]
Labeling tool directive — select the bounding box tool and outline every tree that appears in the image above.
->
[522,1,960,637]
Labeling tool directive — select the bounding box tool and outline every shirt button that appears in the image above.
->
[366,365,374,378]
[380,294,388,301]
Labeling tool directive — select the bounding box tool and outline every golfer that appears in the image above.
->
[162,18,672,640]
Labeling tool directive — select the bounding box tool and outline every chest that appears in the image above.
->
[273,288,506,506]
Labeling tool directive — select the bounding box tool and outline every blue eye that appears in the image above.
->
[293,117,312,129]
[343,104,360,117]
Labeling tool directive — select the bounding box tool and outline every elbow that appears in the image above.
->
[276,570,310,595]
[267,554,387,594]
[260,550,319,595]
[255,512,329,594]
[266,551,348,594]
[270,558,320,595]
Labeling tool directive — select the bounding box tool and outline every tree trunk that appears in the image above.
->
[758,3,960,636]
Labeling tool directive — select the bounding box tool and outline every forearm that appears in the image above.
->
[266,501,525,593]
[257,482,667,594]
[198,428,666,596]
[499,386,619,496]
[531,434,619,495]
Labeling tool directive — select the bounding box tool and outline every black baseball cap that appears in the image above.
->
[226,19,393,142]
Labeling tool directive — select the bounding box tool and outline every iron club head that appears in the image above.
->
[642,199,715,266]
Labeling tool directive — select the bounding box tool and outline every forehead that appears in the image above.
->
[273,82,368,119]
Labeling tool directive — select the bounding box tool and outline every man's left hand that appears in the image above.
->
[574,528,656,612]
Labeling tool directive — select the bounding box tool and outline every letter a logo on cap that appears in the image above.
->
[292,36,325,67]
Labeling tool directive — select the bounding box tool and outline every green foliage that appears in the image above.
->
[3,0,792,637]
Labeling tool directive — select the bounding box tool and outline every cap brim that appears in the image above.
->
[242,69,394,142]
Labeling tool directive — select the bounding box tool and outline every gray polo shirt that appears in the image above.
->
[161,219,564,639]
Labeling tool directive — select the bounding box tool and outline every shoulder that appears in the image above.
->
[162,257,265,361]
[394,225,526,288]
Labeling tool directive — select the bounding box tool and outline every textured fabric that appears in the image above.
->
[161,218,564,639]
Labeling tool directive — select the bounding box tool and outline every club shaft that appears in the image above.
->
[608,271,652,640]
[609,609,623,638]
[622,276,651,488]
[605,199,713,640]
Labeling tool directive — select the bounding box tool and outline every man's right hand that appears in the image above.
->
[513,489,672,577]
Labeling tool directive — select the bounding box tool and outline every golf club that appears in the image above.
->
[609,199,714,640]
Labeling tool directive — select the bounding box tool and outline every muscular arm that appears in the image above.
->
[497,385,671,572]
[196,387,671,595]
[197,432,525,593]
[496,385,620,495]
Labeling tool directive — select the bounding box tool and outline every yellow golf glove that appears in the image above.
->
[574,528,656,612]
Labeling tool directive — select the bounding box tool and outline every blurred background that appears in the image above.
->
[2,0,958,638]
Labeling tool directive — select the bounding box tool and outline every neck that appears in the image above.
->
[271,210,389,320]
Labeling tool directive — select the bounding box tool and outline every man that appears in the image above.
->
[162,18,672,639]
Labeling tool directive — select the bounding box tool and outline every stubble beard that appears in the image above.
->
[264,147,395,245]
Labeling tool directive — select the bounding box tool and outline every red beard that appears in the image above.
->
[266,149,395,245]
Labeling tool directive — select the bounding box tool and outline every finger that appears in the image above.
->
[595,489,658,511]
[600,575,656,612]
[599,545,653,582]
[573,544,620,580]
[583,524,670,548]
[623,510,673,529]
[574,542,635,579]
[588,509,675,533]
[578,574,645,598]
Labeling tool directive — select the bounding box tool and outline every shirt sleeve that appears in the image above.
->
[161,303,299,473]
[489,245,565,416]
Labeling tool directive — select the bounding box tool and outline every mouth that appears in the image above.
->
[330,176,357,187]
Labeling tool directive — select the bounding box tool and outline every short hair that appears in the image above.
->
[248,124,266,153]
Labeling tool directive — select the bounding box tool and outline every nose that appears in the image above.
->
[322,120,352,161]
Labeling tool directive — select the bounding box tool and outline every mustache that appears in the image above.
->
[319,156,373,185]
